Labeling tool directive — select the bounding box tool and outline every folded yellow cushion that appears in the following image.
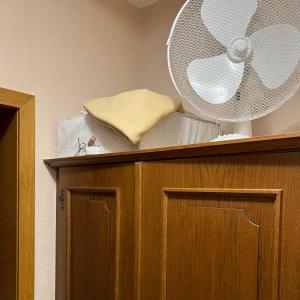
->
[83,89,180,144]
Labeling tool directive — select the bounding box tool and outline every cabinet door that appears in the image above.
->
[67,188,120,300]
[56,163,140,300]
[140,156,284,300]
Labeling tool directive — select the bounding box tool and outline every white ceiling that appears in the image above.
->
[126,0,159,8]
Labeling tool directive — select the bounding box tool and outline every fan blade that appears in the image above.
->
[187,54,244,104]
[250,24,300,89]
[201,0,257,48]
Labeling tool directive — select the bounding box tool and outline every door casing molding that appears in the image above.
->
[0,87,35,300]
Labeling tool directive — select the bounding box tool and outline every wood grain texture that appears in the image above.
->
[134,163,142,300]
[0,87,34,109]
[49,135,300,300]
[0,108,18,300]
[17,92,35,300]
[56,164,136,300]
[67,188,120,300]
[0,88,34,300]
[45,132,300,168]
[165,207,260,300]
[161,189,281,300]
[140,153,300,299]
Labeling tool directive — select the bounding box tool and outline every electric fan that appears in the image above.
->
[167,0,300,139]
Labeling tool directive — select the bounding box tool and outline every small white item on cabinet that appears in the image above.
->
[57,113,138,158]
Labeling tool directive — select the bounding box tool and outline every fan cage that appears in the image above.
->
[167,0,300,122]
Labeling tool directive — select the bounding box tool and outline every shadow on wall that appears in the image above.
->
[253,90,300,136]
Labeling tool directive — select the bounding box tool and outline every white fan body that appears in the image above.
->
[167,0,300,139]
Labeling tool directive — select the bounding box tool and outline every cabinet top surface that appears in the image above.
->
[45,132,300,168]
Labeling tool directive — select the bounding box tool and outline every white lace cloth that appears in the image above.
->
[57,112,220,157]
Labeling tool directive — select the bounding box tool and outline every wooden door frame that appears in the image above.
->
[0,87,35,300]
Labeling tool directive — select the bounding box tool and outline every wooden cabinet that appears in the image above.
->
[56,164,139,300]
[46,133,300,300]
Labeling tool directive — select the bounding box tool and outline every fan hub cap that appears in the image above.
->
[227,37,252,63]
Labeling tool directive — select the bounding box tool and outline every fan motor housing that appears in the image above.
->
[227,37,252,63]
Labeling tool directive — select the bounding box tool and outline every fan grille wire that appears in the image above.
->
[168,0,300,122]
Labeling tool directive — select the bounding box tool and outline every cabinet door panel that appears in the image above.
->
[162,189,281,300]
[67,189,120,300]
[57,163,138,300]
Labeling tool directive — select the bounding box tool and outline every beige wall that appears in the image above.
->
[1,0,299,298]
[140,0,184,98]
[252,91,300,136]
[0,0,141,299]
[140,0,300,136]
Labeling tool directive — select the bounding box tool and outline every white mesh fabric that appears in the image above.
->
[140,112,220,149]
[57,112,220,157]
[57,113,137,157]
[168,0,300,122]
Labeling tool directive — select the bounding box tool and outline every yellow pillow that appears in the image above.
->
[84,89,180,144]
